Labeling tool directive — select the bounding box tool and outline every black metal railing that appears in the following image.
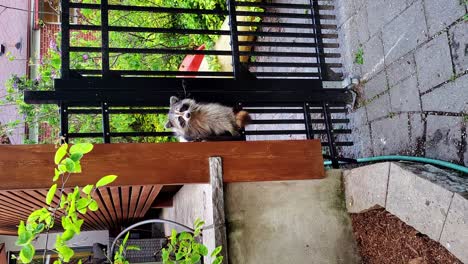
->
[24,0,353,168]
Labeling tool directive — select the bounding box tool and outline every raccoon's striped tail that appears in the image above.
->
[235,110,251,128]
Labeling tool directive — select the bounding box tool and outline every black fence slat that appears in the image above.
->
[69,3,228,15]
[236,21,337,30]
[238,41,339,49]
[101,102,111,143]
[101,0,110,77]
[310,0,328,81]
[60,0,70,79]
[227,0,241,79]
[244,62,342,68]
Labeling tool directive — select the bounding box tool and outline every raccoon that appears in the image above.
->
[164,96,251,142]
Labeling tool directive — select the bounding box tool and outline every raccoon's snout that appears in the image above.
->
[185,112,191,119]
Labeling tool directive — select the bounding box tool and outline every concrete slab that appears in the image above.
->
[386,163,454,241]
[225,170,361,264]
[343,162,390,213]
[366,93,392,122]
[415,33,454,93]
[341,124,374,159]
[423,0,465,36]
[362,33,385,79]
[363,71,388,100]
[449,21,468,75]
[439,194,468,264]
[371,114,410,155]
[421,74,468,113]
[338,16,362,77]
[389,75,421,112]
[382,1,428,64]
[335,0,355,28]
[408,113,425,155]
[386,52,416,88]
[425,115,463,163]
[349,106,368,129]
[366,0,407,36]
[354,8,370,44]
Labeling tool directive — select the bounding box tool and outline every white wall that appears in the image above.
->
[0,230,109,252]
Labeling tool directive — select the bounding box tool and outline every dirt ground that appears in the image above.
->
[351,207,462,264]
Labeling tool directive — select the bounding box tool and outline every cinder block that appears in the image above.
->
[386,163,453,241]
[343,162,390,213]
[439,193,468,264]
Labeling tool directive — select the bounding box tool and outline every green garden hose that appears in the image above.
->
[324,155,468,174]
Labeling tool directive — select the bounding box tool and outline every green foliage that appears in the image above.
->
[96,175,118,188]
[16,143,118,263]
[354,47,364,65]
[114,232,141,264]
[162,218,223,264]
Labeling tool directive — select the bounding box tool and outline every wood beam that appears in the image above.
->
[0,140,324,190]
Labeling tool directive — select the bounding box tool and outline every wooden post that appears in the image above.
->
[206,157,229,264]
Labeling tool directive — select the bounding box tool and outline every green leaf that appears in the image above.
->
[58,164,67,173]
[82,185,93,195]
[122,232,130,246]
[76,198,89,210]
[18,221,26,235]
[46,184,57,205]
[126,245,140,251]
[74,219,84,234]
[175,252,184,260]
[170,229,177,245]
[54,144,68,165]
[78,206,87,214]
[178,232,192,241]
[191,253,201,263]
[73,186,80,199]
[211,246,222,257]
[62,216,71,230]
[162,249,169,261]
[44,213,53,228]
[33,223,45,234]
[199,244,208,256]
[19,243,35,263]
[64,158,75,172]
[212,256,223,264]
[53,168,61,181]
[73,161,82,173]
[57,245,74,262]
[96,175,117,188]
[88,200,99,211]
[16,230,33,246]
[55,234,64,248]
[59,194,67,209]
[62,229,75,241]
[70,152,83,162]
[70,143,93,154]
[194,218,204,230]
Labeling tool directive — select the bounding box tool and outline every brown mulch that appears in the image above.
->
[351,207,462,264]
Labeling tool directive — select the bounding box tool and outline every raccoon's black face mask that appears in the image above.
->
[165,96,193,130]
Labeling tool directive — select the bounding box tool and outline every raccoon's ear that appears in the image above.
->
[170,96,179,106]
[164,120,173,129]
